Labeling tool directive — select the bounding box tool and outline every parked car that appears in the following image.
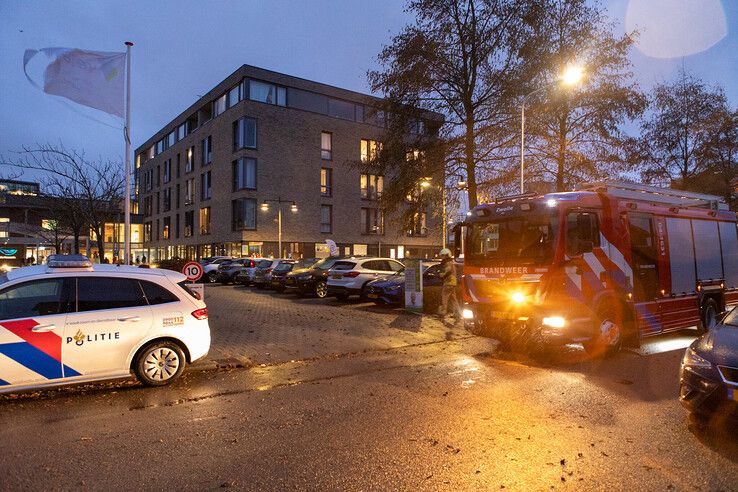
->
[364,260,461,311]
[201,257,233,283]
[217,258,250,285]
[327,258,405,301]
[679,307,738,418]
[271,258,318,292]
[0,254,210,392]
[233,258,259,285]
[253,259,295,289]
[284,256,359,298]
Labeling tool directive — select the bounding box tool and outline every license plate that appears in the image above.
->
[367,293,379,299]
[332,274,343,279]
[729,387,738,401]
[286,279,294,285]
[491,310,517,320]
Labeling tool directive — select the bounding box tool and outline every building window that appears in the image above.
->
[156,165,161,187]
[201,136,212,166]
[163,159,171,183]
[143,195,152,216]
[144,168,153,191]
[175,214,180,239]
[143,222,152,242]
[213,93,227,117]
[320,168,332,197]
[155,219,160,241]
[163,188,171,212]
[361,208,384,235]
[321,132,332,160]
[408,212,427,237]
[233,158,257,191]
[163,216,171,240]
[199,207,211,235]
[233,117,257,151]
[184,211,194,237]
[227,83,241,108]
[167,130,176,148]
[360,139,382,163]
[155,138,165,155]
[185,178,195,205]
[320,205,332,233]
[186,146,194,173]
[360,174,383,200]
[156,192,160,214]
[177,122,187,140]
[176,184,180,209]
[249,80,286,106]
[232,198,256,231]
[0,217,9,238]
[201,171,211,201]
[176,154,181,178]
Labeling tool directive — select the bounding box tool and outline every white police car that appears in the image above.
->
[0,255,210,392]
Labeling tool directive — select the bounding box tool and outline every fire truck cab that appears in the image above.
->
[460,181,738,356]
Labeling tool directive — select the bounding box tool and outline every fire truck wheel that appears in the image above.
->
[699,298,719,334]
[583,303,623,357]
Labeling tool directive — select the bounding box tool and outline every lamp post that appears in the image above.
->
[260,197,298,258]
[520,64,584,194]
[371,225,381,256]
[419,176,447,248]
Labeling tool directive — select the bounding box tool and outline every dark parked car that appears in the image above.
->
[253,259,305,289]
[284,256,360,298]
[271,258,318,292]
[364,261,462,312]
[217,258,250,285]
[679,307,738,418]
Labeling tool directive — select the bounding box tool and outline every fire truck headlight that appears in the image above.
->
[462,308,474,320]
[511,292,526,304]
[542,316,566,328]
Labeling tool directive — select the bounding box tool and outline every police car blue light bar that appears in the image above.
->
[46,254,93,268]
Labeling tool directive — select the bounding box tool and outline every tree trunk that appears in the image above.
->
[556,114,567,192]
[73,231,80,255]
[465,117,478,208]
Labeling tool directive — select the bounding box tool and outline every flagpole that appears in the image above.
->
[124,41,133,265]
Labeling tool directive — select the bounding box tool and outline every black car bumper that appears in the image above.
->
[365,288,403,305]
[679,366,737,416]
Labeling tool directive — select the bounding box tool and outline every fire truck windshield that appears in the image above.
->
[467,213,557,265]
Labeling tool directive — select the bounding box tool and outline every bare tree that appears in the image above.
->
[1,143,125,259]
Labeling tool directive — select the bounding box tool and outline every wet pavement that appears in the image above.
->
[1,287,737,490]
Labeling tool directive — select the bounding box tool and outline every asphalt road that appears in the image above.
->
[2,325,737,490]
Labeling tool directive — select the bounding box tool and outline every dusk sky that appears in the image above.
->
[2,0,737,179]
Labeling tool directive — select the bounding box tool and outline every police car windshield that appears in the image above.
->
[467,213,557,265]
[722,307,738,327]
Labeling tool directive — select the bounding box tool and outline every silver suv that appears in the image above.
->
[326,257,404,301]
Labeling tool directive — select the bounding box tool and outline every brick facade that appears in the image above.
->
[135,65,442,261]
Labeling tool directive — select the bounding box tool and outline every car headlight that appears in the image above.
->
[462,308,474,319]
[682,348,712,369]
[542,316,566,328]
[387,285,402,292]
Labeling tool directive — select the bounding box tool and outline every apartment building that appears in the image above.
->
[135,65,443,261]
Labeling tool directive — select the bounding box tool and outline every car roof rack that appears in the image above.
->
[580,180,729,210]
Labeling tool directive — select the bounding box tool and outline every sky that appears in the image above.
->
[1,0,737,181]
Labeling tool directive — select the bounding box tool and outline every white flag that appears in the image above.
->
[23,47,126,117]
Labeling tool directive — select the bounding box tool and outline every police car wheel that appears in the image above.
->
[134,341,186,386]
[206,271,217,283]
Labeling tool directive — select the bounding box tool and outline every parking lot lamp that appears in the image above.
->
[260,198,298,258]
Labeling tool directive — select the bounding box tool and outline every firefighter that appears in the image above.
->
[438,248,461,322]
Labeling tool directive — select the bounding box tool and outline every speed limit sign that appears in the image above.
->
[182,261,204,282]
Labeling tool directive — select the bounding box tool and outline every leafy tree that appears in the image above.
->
[520,0,646,191]
[369,0,530,209]
[634,70,732,194]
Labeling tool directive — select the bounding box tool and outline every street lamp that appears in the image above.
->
[371,225,382,256]
[520,64,585,193]
[260,197,297,258]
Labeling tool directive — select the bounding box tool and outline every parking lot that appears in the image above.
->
[203,281,468,366]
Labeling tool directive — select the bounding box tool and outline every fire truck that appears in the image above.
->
[458,181,738,356]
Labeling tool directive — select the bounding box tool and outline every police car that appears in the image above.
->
[0,255,210,393]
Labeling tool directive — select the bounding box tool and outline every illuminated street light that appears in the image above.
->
[261,197,297,257]
[520,64,585,193]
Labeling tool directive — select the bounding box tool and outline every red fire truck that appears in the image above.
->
[459,181,738,356]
